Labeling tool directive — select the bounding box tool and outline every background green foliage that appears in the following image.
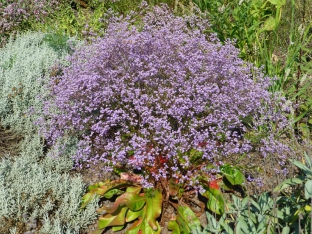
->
[192,0,312,140]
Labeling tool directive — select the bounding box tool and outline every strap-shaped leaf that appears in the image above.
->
[112,225,125,232]
[82,180,131,208]
[176,205,202,232]
[274,177,304,192]
[126,218,161,234]
[103,189,124,199]
[292,160,312,177]
[105,189,146,213]
[126,208,144,222]
[145,189,163,231]
[98,206,128,229]
[167,220,181,234]
[305,180,312,199]
[176,213,191,233]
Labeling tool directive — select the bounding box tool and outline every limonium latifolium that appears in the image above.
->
[40,4,290,190]
[0,0,59,36]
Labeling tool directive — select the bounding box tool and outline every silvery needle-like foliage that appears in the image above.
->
[0,32,98,233]
[0,154,98,233]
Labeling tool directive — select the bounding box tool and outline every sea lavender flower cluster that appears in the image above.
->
[0,0,58,36]
[40,4,291,189]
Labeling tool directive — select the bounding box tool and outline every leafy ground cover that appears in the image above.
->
[0,0,312,234]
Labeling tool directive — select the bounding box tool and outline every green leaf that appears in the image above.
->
[103,189,124,199]
[88,181,105,191]
[268,0,286,7]
[105,190,146,213]
[126,218,161,234]
[112,225,125,232]
[292,160,312,177]
[145,189,163,231]
[202,186,225,215]
[304,152,312,168]
[176,206,202,231]
[126,218,143,234]
[304,180,312,199]
[88,180,130,197]
[189,148,204,164]
[204,212,219,232]
[126,208,144,222]
[236,217,250,234]
[98,206,128,229]
[220,164,245,185]
[274,177,304,192]
[176,213,191,233]
[126,186,142,195]
[81,192,97,209]
[91,229,104,234]
[282,226,290,234]
[168,220,181,234]
[261,16,276,32]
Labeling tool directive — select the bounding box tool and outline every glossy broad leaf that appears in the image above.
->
[202,185,225,215]
[220,164,245,186]
[98,206,128,229]
[126,218,161,234]
[176,205,202,232]
[105,189,146,213]
[145,189,163,231]
[167,220,180,234]
[126,208,144,222]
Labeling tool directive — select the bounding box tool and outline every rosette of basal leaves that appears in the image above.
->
[81,180,163,234]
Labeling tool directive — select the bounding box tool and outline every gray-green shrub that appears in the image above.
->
[0,153,99,233]
[0,32,97,233]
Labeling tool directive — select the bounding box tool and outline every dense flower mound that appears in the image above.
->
[0,0,58,37]
[41,5,290,189]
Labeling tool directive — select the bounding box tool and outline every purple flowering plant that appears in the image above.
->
[39,3,291,231]
[0,0,59,38]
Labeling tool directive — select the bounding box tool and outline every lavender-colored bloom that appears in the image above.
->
[0,0,59,35]
[40,4,291,190]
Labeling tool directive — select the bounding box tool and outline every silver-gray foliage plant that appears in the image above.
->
[0,32,98,233]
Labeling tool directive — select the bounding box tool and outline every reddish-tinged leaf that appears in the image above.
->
[208,180,220,190]
[126,186,142,195]
[126,218,161,234]
[91,229,104,234]
[105,190,145,213]
[126,218,143,234]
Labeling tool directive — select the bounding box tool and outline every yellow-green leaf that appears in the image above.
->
[168,220,181,234]
[98,207,128,229]
[145,189,163,231]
